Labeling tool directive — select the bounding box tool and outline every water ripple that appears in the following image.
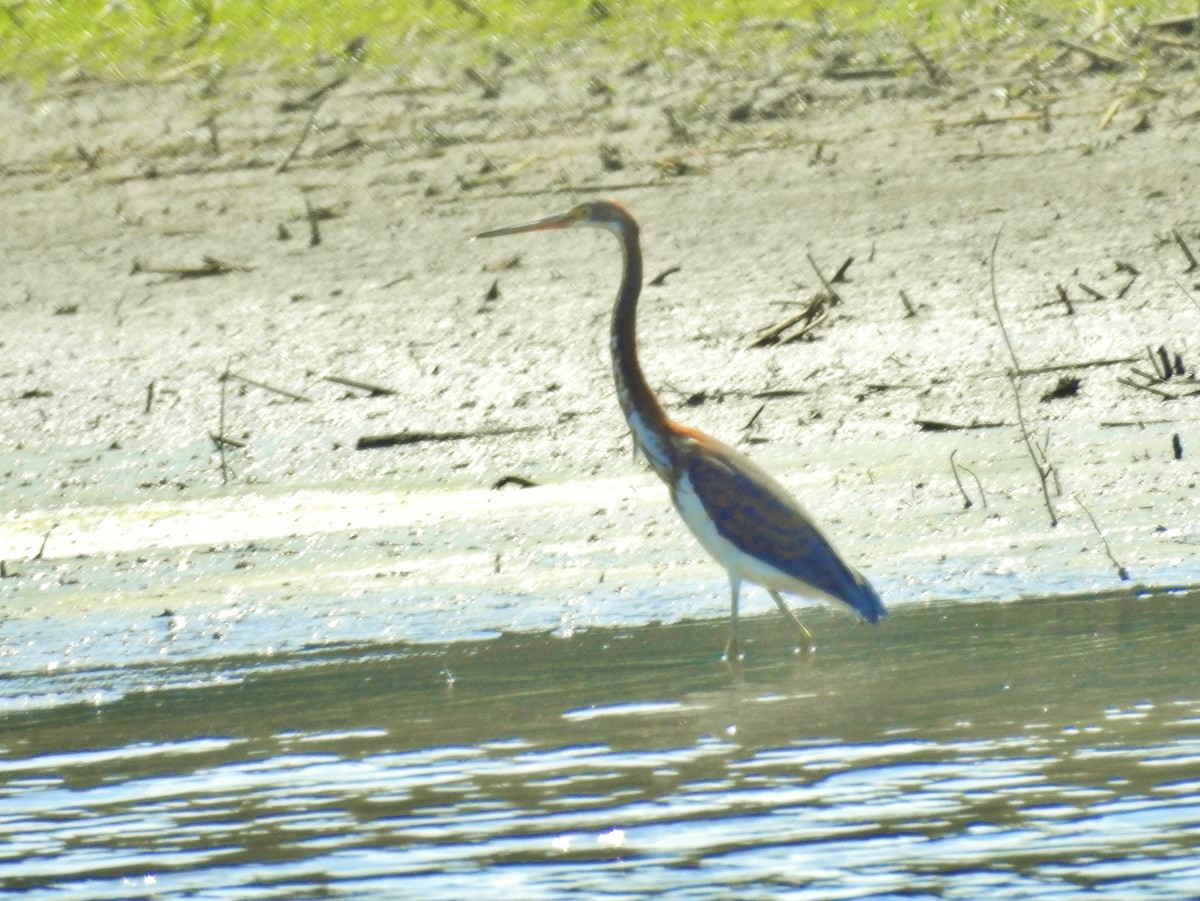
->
[2,591,1198,898]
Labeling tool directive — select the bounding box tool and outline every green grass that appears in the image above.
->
[0,0,1184,82]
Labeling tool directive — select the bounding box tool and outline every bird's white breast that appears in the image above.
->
[673,470,841,604]
[674,471,759,577]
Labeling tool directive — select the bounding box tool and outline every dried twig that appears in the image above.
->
[210,433,246,450]
[1115,271,1139,299]
[202,113,220,156]
[1173,278,1200,312]
[989,230,1057,526]
[823,65,899,80]
[1117,376,1177,400]
[806,253,842,304]
[915,419,1004,431]
[909,41,949,84]
[1056,38,1128,71]
[492,475,538,489]
[1074,494,1130,581]
[1019,357,1136,375]
[742,403,766,432]
[1147,13,1200,33]
[957,455,987,508]
[279,75,350,112]
[1099,97,1123,129]
[1171,228,1198,272]
[942,110,1050,129]
[304,195,322,247]
[1054,283,1075,314]
[949,449,973,508]
[464,66,500,99]
[323,375,396,396]
[750,294,828,347]
[1036,431,1061,496]
[1100,419,1174,427]
[1009,373,1058,526]
[33,526,54,561]
[356,426,536,450]
[988,229,1022,375]
[780,305,830,344]
[226,371,312,403]
[1155,345,1174,379]
[752,388,805,399]
[132,256,250,279]
[217,362,231,485]
[277,91,333,174]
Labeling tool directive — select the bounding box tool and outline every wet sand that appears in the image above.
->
[3,47,1200,623]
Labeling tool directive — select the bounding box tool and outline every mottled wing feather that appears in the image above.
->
[681,437,885,621]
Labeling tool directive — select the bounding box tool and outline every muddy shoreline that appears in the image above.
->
[2,43,1199,632]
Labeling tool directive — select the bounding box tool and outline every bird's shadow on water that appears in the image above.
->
[8,585,1197,765]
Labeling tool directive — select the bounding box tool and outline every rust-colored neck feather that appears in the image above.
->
[607,210,677,480]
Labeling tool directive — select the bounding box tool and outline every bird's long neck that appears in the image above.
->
[609,217,677,481]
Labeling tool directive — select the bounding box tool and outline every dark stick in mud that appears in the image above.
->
[950,449,987,509]
[989,230,1057,527]
[1074,494,1130,581]
[1055,284,1074,315]
[750,294,827,347]
[226,372,312,403]
[988,230,1021,375]
[1117,376,1176,400]
[33,525,54,561]
[949,449,973,509]
[1171,228,1198,273]
[324,375,396,396]
[277,93,330,175]
[304,195,322,247]
[217,364,231,485]
[806,253,842,305]
[356,426,537,450]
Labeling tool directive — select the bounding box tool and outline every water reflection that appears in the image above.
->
[1,590,1198,899]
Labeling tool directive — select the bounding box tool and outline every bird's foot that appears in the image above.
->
[768,591,815,655]
[792,623,816,655]
[722,635,744,664]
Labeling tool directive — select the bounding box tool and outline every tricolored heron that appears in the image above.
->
[475,199,885,658]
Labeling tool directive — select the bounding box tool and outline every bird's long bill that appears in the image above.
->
[473,211,575,240]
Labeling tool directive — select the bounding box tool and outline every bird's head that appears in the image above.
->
[474,198,635,240]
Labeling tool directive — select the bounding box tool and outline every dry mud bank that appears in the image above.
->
[2,37,1199,636]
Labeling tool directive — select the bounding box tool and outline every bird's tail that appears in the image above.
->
[847,570,887,623]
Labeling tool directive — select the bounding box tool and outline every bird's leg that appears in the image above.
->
[723,576,743,662]
[769,590,815,653]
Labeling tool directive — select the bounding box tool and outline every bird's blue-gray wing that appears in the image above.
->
[680,440,886,622]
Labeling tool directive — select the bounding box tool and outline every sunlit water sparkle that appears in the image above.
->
[1,589,1198,899]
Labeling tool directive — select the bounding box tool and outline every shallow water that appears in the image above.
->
[2,587,1198,899]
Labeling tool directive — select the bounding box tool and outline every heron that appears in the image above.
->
[475,199,885,658]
